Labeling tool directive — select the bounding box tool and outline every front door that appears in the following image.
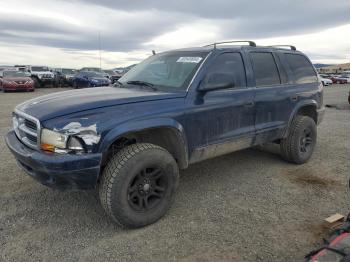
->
[188,52,255,163]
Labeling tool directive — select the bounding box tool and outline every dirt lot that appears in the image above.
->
[1,85,350,261]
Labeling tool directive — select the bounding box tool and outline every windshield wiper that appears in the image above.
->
[126,80,158,91]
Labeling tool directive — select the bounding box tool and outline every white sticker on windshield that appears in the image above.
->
[176,57,202,63]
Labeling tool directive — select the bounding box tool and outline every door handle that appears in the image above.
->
[290,95,298,102]
[244,101,255,107]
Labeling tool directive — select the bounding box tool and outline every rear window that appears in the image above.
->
[251,52,281,87]
[285,54,317,84]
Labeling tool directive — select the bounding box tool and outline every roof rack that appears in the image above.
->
[268,45,296,51]
[203,40,256,49]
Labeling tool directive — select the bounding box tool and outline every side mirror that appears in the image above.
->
[198,72,234,93]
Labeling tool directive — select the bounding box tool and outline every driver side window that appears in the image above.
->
[203,52,247,89]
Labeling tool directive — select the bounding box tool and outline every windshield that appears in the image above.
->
[103,70,115,75]
[31,66,49,72]
[62,69,76,74]
[119,51,208,90]
[3,71,27,77]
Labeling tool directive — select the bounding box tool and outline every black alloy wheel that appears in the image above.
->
[127,167,168,212]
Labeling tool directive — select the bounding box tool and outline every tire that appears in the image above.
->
[99,143,179,228]
[280,115,317,164]
[73,81,78,89]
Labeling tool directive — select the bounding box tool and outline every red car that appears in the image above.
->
[331,76,347,84]
[0,70,34,92]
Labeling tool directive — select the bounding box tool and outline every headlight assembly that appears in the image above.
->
[40,128,84,153]
[41,128,68,152]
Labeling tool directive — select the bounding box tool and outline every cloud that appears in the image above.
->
[0,0,349,67]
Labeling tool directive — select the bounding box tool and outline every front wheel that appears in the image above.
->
[99,143,179,228]
[280,115,317,164]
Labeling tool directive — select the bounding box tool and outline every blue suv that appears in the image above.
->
[5,41,325,228]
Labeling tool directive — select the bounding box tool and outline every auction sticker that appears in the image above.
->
[176,57,202,63]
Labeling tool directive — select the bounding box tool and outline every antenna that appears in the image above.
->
[98,31,102,70]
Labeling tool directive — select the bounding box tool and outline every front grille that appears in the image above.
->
[25,118,37,130]
[13,110,40,149]
[42,74,53,79]
[15,81,26,85]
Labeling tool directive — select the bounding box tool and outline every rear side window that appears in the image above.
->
[204,52,247,88]
[285,54,317,84]
[251,52,281,87]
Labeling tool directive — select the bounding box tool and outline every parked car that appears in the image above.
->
[80,67,109,78]
[26,66,55,88]
[14,65,31,77]
[53,68,77,86]
[5,41,324,228]
[320,76,332,86]
[0,70,34,92]
[103,70,122,84]
[72,71,111,88]
[339,74,350,84]
[331,76,347,84]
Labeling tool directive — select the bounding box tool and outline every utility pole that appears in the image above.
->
[98,31,102,70]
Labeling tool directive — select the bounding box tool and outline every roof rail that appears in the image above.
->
[203,40,256,49]
[268,45,296,51]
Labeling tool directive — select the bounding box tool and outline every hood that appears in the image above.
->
[32,71,54,77]
[3,77,32,81]
[16,87,185,121]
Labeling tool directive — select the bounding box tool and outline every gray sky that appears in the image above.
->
[0,0,349,68]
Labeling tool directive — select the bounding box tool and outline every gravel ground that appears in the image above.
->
[1,85,350,262]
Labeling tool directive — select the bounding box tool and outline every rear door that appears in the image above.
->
[249,51,294,143]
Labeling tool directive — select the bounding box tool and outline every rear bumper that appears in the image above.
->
[317,107,325,125]
[5,130,102,190]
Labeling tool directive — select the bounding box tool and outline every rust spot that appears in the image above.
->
[285,168,339,188]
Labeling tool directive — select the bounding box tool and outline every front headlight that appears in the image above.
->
[41,128,68,152]
[40,128,84,153]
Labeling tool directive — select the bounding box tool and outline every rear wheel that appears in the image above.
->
[99,143,179,228]
[280,115,317,164]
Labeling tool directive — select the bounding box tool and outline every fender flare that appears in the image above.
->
[98,117,189,168]
[283,100,318,138]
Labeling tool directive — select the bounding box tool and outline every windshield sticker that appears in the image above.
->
[176,57,202,63]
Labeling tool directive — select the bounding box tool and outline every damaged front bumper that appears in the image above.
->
[5,130,102,190]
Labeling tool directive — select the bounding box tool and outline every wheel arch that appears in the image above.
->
[283,101,318,138]
[99,118,189,170]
